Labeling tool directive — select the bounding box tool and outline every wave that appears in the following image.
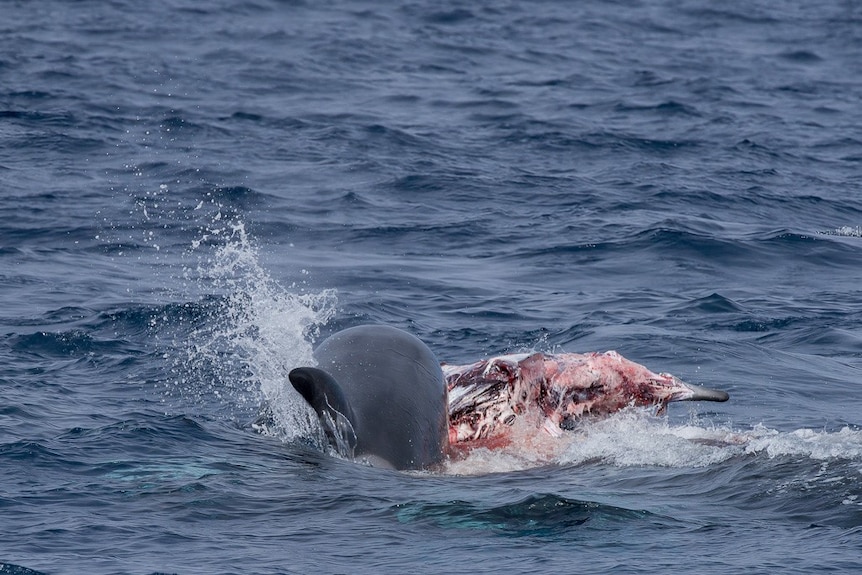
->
[393,492,653,535]
[0,564,49,575]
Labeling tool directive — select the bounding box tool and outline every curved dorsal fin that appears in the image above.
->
[289,367,358,456]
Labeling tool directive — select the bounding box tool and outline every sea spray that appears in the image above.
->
[160,194,338,443]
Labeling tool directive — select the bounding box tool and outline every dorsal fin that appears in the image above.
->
[289,367,358,456]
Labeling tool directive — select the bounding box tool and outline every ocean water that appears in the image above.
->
[2,0,862,573]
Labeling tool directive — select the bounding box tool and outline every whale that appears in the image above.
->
[289,325,449,470]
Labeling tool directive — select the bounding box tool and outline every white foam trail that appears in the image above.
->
[821,226,862,237]
[445,409,862,475]
[742,425,862,460]
[554,412,743,468]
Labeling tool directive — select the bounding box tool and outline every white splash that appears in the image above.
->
[175,205,337,444]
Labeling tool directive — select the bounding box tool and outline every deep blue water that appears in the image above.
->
[2,0,862,573]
